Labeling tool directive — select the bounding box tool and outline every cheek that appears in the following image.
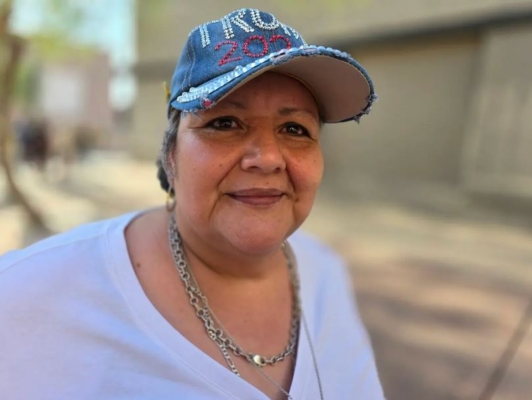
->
[287,152,323,228]
[173,138,235,207]
[290,150,324,197]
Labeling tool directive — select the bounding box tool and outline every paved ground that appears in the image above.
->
[306,200,532,400]
[1,152,531,400]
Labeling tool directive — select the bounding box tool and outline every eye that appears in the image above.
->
[283,123,310,137]
[209,117,239,130]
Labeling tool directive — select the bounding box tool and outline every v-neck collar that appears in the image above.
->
[106,211,314,400]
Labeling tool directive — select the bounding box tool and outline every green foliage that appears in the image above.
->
[29,32,95,60]
[35,0,85,36]
[13,58,37,107]
[11,0,89,55]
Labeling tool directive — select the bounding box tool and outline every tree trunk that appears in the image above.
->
[0,1,47,230]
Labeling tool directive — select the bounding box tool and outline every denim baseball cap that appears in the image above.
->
[168,8,376,123]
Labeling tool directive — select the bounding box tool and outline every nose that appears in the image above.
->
[240,129,286,174]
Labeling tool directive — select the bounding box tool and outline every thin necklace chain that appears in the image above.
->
[302,311,325,400]
[167,214,324,400]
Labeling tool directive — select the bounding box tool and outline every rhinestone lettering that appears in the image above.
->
[243,35,269,58]
[198,24,210,48]
[250,9,280,30]
[215,40,242,66]
[270,34,292,50]
[190,9,305,49]
[227,9,254,37]
[221,17,234,40]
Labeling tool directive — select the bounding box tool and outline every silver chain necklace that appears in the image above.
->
[168,214,324,399]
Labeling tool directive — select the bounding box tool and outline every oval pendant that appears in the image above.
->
[253,354,266,367]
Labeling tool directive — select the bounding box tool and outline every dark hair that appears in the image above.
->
[157,110,181,193]
[156,157,171,192]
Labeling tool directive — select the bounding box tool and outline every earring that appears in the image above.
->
[166,187,176,212]
[163,81,171,102]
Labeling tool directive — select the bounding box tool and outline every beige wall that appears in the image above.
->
[131,79,169,159]
[40,52,113,133]
[462,23,532,197]
[322,33,480,184]
[137,0,532,64]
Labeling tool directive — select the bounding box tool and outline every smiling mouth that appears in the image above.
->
[227,189,286,206]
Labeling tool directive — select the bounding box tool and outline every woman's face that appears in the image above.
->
[171,72,323,255]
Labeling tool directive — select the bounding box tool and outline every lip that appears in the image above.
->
[227,188,286,206]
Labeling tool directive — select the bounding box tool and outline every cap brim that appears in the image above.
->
[170,46,375,123]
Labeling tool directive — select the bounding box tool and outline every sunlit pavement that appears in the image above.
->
[1,151,531,400]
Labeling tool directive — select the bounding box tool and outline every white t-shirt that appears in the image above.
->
[0,211,385,400]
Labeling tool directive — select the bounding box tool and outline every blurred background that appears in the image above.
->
[1,0,532,399]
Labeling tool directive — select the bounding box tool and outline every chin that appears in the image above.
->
[223,223,295,256]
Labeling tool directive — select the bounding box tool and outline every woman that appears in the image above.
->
[0,9,383,400]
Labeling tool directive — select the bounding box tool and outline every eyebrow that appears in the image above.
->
[278,107,320,122]
[224,100,248,110]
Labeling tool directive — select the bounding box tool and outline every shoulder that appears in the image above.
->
[0,212,139,279]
